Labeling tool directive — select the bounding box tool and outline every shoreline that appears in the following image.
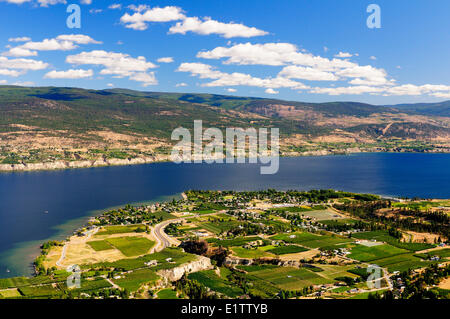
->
[0,193,183,279]
[1,149,449,174]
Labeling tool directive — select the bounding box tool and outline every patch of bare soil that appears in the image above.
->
[438,277,450,290]
[403,231,441,244]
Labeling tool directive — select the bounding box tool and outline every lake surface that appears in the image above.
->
[1,153,449,278]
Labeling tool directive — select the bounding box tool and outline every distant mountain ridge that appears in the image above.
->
[0,85,449,170]
[384,100,450,117]
[106,88,450,117]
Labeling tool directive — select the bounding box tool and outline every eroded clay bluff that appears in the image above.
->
[157,256,213,283]
[0,155,172,172]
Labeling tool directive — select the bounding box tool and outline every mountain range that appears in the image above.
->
[0,86,449,169]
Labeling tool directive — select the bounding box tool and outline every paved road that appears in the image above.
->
[151,211,223,252]
[152,219,182,252]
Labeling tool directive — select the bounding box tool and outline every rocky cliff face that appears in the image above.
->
[225,256,301,268]
[0,155,172,172]
[157,256,213,283]
[224,257,253,266]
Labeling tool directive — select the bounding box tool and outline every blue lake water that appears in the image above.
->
[0,153,449,278]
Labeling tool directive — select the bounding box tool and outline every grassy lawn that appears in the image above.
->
[87,240,113,251]
[113,268,159,292]
[106,236,155,257]
[348,244,408,262]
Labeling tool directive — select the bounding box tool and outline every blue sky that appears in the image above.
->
[0,0,449,104]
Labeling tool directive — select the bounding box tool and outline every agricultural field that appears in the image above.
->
[271,206,318,213]
[96,224,148,236]
[373,253,437,272]
[237,264,278,272]
[348,244,408,262]
[82,248,197,272]
[0,272,69,290]
[231,247,275,259]
[188,270,244,298]
[0,277,33,289]
[314,264,359,280]
[199,220,241,235]
[300,209,344,221]
[207,236,263,247]
[320,219,359,226]
[392,200,450,211]
[113,268,159,292]
[353,230,435,251]
[246,267,330,290]
[106,236,155,257]
[18,284,63,298]
[87,240,113,252]
[270,232,323,244]
[190,203,228,215]
[157,288,179,299]
[0,288,21,298]
[270,232,352,249]
[151,211,177,221]
[415,248,450,260]
[77,278,113,292]
[4,189,448,300]
[267,245,309,255]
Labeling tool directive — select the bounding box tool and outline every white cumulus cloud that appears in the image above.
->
[120,6,185,30]
[66,50,158,86]
[169,17,268,38]
[3,34,101,57]
[177,62,308,90]
[44,68,93,79]
[157,57,174,63]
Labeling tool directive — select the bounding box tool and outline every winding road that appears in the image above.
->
[151,219,182,252]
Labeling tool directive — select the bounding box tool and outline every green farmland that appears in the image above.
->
[113,268,159,292]
[348,244,408,262]
[247,267,330,290]
[267,245,309,255]
[106,236,155,257]
[87,240,113,251]
[188,270,244,298]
